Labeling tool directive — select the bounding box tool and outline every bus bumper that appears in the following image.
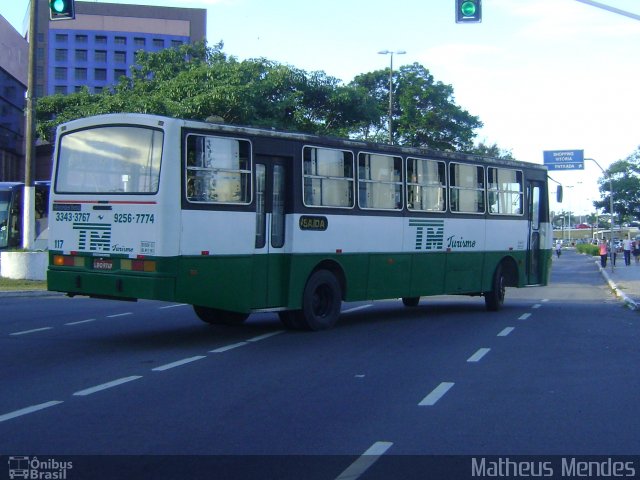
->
[47,269,176,302]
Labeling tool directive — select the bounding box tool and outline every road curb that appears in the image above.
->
[0,290,64,298]
[596,261,638,311]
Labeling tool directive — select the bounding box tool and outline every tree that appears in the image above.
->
[469,142,515,161]
[350,63,482,151]
[593,146,640,223]
[36,43,483,154]
[36,41,379,141]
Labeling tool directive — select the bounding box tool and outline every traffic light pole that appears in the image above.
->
[23,0,38,250]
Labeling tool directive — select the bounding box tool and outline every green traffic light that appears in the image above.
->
[52,0,66,13]
[460,1,477,17]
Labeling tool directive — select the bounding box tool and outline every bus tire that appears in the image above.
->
[193,305,248,325]
[402,297,420,307]
[299,270,342,330]
[484,265,505,311]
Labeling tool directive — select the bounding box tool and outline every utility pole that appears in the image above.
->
[23,0,38,250]
[377,50,405,145]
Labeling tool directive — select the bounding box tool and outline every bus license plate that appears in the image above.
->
[93,259,113,270]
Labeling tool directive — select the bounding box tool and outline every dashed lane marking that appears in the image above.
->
[152,356,207,372]
[335,441,393,480]
[419,382,455,406]
[158,304,188,310]
[73,376,143,396]
[497,327,515,337]
[10,327,53,336]
[210,342,249,353]
[106,312,133,318]
[247,331,284,343]
[0,401,64,423]
[342,304,373,314]
[65,318,97,326]
[467,348,491,363]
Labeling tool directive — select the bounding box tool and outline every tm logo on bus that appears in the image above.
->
[409,219,444,251]
[73,222,112,252]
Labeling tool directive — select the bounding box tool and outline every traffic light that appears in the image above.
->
[49,0,75,21]
[456,0,482,23]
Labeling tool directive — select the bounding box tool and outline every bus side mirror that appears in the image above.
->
[556,186,563,203]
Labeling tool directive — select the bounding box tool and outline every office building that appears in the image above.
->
[0,1,206,181]
[0,15,28,181]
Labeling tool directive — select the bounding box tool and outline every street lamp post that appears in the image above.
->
[378,50,406,145]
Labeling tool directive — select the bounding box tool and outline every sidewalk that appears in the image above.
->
[593,253,640,311]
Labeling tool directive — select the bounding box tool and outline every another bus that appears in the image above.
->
[0,181,50,250]
[47,114,552,330]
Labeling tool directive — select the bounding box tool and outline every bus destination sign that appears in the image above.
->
[543,150,584,170]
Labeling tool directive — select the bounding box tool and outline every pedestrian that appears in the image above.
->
[634,240,640,265]
[599,238,608,268]
[623,235,632,266]
[555,241,562,258]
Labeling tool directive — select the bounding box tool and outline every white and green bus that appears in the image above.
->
[47,113,552,330]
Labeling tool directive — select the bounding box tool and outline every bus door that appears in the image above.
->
[527,181,543,284]
[253,156,288,308]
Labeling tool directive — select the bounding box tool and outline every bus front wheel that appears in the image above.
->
[484,265,505,311]
[193,306,248,325]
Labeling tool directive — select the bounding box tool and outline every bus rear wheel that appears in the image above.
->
[193,306,248,325]
[282,270,342,331]
[484,265,505,311]
[402,297,420,307]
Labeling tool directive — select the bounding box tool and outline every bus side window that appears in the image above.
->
[488,167,523,216]
[450,163,485,214]
[302,146,354,208]
[185,134,252,204]
[407,157,446,212]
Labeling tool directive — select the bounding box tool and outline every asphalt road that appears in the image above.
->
[1,251,639,479]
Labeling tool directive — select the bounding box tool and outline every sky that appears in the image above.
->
[3,0,640,215]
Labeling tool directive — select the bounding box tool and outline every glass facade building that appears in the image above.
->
[0,1,206,181]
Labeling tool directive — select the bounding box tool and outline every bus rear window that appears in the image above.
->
[56,126,163,194]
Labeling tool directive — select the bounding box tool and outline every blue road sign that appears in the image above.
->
[543,150,584,170]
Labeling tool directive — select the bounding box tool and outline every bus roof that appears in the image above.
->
[58,113,548,172]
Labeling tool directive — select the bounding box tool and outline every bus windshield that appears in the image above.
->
[55,126,163,194]
[0,191,11,249]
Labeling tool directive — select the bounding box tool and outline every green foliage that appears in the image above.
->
[593,146,640,222]
[469,142,515,160]
[350,63,483,150]
[576,243,599,257]
[36,41,489,154]
[0,277,47,291]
